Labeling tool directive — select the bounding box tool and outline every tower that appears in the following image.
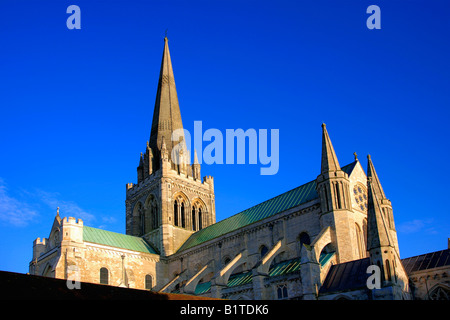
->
[366,155,399,255]
[316,124,357,263]
[125,37,216,256]
[366,155,407,299]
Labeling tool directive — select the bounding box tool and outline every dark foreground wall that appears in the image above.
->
[0,270,215,300]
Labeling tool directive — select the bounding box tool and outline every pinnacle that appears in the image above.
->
[320,124,341,173]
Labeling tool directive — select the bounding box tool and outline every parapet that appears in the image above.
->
[62,217,84,226]
[202,175,214,192]
[61,216,84,243]
[33,237,47,246]
[32,237,48,260]
[203,175,214,183]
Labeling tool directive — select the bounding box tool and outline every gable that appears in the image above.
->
[345,161,369,213]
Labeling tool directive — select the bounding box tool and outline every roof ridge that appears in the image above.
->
[401,248,450,261]
[184,179,316,238]
[83,226,159,254]
[84,225,140,238]
[219,179,316,223]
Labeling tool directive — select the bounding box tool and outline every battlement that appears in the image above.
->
[32,237,48,260]
[60,216,84,244]
[203,175,214,183]
[33,237,47,246]
[62,216,84,226]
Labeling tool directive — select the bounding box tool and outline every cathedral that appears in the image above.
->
[29,37,449,300]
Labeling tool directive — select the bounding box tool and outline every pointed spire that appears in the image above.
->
[149,37,187,165]
[366,155,392,251]
[366,172,392,250]
[192,149,201,180]
[320,123,341,174]
[193,150,199,165]
[367,155,386,201]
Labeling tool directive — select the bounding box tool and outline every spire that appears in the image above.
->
[149,37,187,166]
[366,156,392,250]
[320,123,341,174]
[193,150,199,165]
[367,154,386,200]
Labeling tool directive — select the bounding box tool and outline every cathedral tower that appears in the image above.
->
[125,37,216,256]
[316,124,358,263]
[366,155,408,299]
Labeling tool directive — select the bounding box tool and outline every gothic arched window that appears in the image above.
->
[145,274,153,290]
[174,200,179,226]
[174,196,189,229]
[100,267,109,285]
[133,202,144,236]
[223,257,231,266]
[277,284,288,299]
[181,202,186,228]
[198,208,202,230]
[429,285,450,300]
[191,201,206,231]
[260,245,269,259]
[385,259,392,281]
[355,223,364,258]
[299,232,311,250]
[192,207,197,231]
[151,202,158,229]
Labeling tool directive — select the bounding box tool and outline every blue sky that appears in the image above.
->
[0,0,449,274]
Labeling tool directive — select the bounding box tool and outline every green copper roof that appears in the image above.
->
[194,281,212,295]
[228,271,253,287]
[268,257,302,277]
[319,252,335,267]
[178,162,357,253]
[178,180,318,252]
[83,226,159,255]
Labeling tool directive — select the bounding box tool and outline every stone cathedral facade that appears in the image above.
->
[29,38,449,300]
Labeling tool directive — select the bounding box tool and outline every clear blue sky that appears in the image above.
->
[1,0,449,274]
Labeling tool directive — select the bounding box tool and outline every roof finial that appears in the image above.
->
[164,29,168,39]
[353,152,358,161]
[56,207,60,217]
